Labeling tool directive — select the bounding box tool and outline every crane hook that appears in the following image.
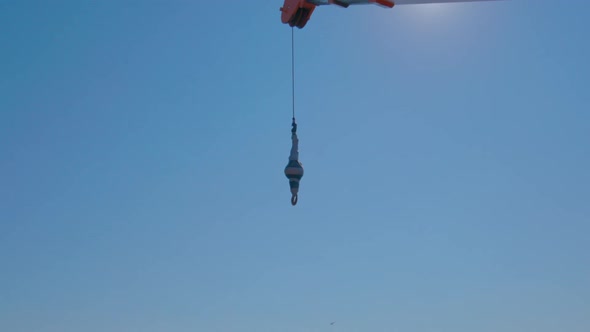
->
[285,118,304,206]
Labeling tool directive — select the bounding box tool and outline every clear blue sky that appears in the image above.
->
[1,1,589,331]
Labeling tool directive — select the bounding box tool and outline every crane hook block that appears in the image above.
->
[285,160,304,205]
[285,120,304,206]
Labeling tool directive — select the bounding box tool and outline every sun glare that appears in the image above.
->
[403,3,457,26]
[371,3,469,36]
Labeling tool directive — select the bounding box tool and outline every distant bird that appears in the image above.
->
[330,322,335,325]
